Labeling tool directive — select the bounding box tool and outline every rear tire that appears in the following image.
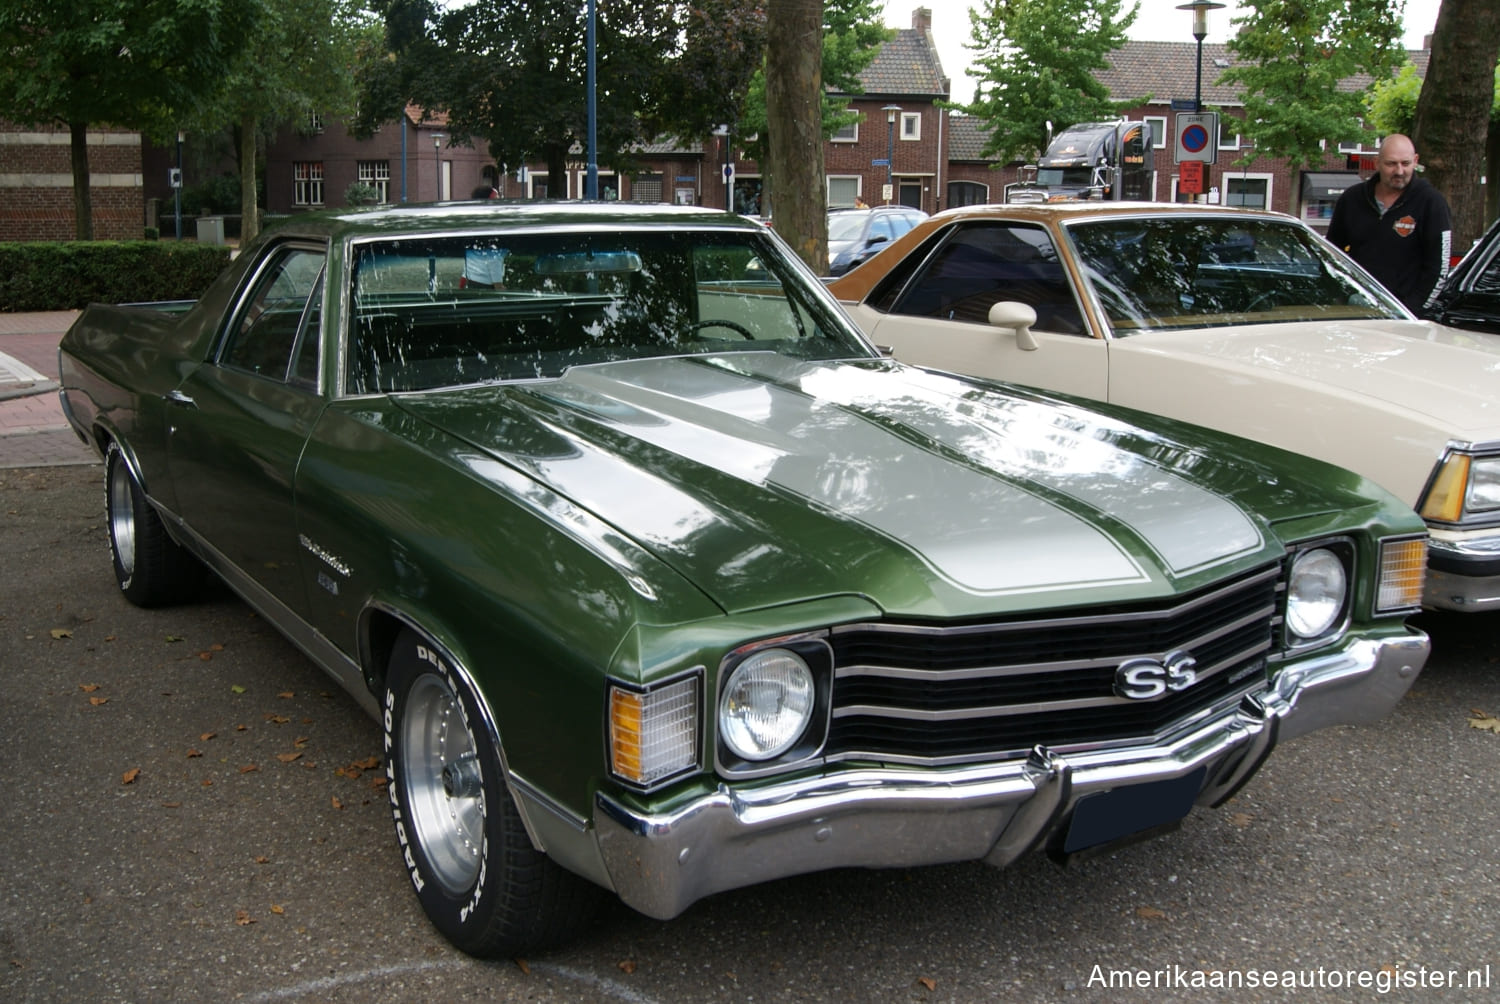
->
[105,442,202,607]
[383,629,602,957]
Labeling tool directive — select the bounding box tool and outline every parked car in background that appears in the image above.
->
[59,202,1429,958]
[826,205,927,276]
[829,202,1500,613]
[1426,215,1500,336]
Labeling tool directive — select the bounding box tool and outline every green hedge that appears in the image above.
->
[0,242,233,312]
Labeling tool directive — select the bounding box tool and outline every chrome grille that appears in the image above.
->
[826,564,1281,764]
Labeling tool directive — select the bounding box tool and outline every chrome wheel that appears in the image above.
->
[400,672,485,894]
[107,453,138,580]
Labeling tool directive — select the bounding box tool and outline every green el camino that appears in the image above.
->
[58,202,1430,956]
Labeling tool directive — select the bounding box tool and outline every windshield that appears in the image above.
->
[1065,216,1409,334]
[347,228,873,393]
[1036,168,1095,189]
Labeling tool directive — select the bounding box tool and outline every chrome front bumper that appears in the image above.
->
[1424,533,1500,611]
[593,631,1428,920]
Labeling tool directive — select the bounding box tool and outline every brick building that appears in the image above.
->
[0,122,143,241]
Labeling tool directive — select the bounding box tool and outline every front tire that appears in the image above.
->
[105,442,202,607]
[383,629,601,957]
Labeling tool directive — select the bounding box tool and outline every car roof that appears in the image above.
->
[918,201,1299,226]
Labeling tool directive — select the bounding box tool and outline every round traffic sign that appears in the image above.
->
[1182,125,1210,153]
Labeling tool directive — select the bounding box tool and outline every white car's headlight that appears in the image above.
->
[719,647,815,761]
[1466,457,1500,513]
[1286,547,1349,641]
[1420,453,1500,522]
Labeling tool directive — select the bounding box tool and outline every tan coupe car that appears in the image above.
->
[829,202,1500,612]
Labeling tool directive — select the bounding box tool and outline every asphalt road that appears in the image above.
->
[3,464,1498,1003]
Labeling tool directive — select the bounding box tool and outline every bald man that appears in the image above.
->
[1327,134,1452,314]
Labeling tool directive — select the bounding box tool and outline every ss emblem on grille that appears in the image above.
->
[1114,650,1199,700]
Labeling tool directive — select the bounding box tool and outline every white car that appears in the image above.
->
[829,202,1500,612]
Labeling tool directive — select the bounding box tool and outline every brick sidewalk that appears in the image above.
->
[0,311,98,469]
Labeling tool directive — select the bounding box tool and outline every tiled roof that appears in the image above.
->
[947,114,997,163]
[1097,40,1429,109]
[854,25,949,99]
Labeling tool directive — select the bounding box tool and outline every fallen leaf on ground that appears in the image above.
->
[165,635,184,643]
[78,683,100,693]
[270,904,285,915]
[1135,906,1167,920]
[255,856,269,864]
[89,696,108,706]
[186,749,202,758]
[515,959,530,974]
[200,732,216,741]
[354,756,380,770]
[235,910,255,926]
[276,752,302,763]
[230,685,246,694]
[331,796,344,810]
[239,764,259,774]
[160,802,181,809]
[1468,711,1500,733]
[918,977,936,991]
[617,960,637,974]
[1229,812,1253,828]
[277,691,294,699]
[210,643,224,652]
[198,652,213,661]
[121,768,140,785]
[50,628,72,640]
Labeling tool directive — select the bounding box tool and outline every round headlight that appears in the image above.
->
[1286,548,1347,640]
[719,648,815,761]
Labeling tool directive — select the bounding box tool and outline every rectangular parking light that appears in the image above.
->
[1377,537,1428,613]
[609,674,700,787]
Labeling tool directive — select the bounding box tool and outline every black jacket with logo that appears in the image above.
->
[1326,175,1452,314]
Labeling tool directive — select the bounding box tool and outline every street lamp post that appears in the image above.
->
[883,104,902,205]
[1176,0,1225,114]
[432,133,445,201]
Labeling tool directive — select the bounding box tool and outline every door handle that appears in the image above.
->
[166,389,196,409]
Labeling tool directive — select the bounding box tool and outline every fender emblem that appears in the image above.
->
[1114,650,1199,701]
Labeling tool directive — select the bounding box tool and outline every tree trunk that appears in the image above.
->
[1411,0,1500,253]
[765,0,826,273]
[69,121,92,241]
[240,115,260,245]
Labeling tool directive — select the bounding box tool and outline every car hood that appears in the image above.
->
[1121,317,1500,439]
[394,355,1344,618]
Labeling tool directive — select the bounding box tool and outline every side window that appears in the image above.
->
[221,246,327,381]
[887,222,1087,335]
[869,216,897,243]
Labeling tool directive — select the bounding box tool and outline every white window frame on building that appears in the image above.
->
[827,175,862,208]
[900,112,921,142]
[1217,121,1240,151]
[831,121,859,143]
[1223,172,1273,210]
[631,173,664,203]
[947,180,991,207]
[293,162,324,206]
[357,160,391,203]
[306,112,324,134]
[1144,115,1168,149]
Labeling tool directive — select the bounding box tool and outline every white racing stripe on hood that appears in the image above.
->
[536,357,1251,596]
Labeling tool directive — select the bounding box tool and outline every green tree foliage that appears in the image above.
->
[959,0,1141,165]
[1220,0,1404,170]
[0,0,260,238]
[359,1,713,196]
[190,0,375,243]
